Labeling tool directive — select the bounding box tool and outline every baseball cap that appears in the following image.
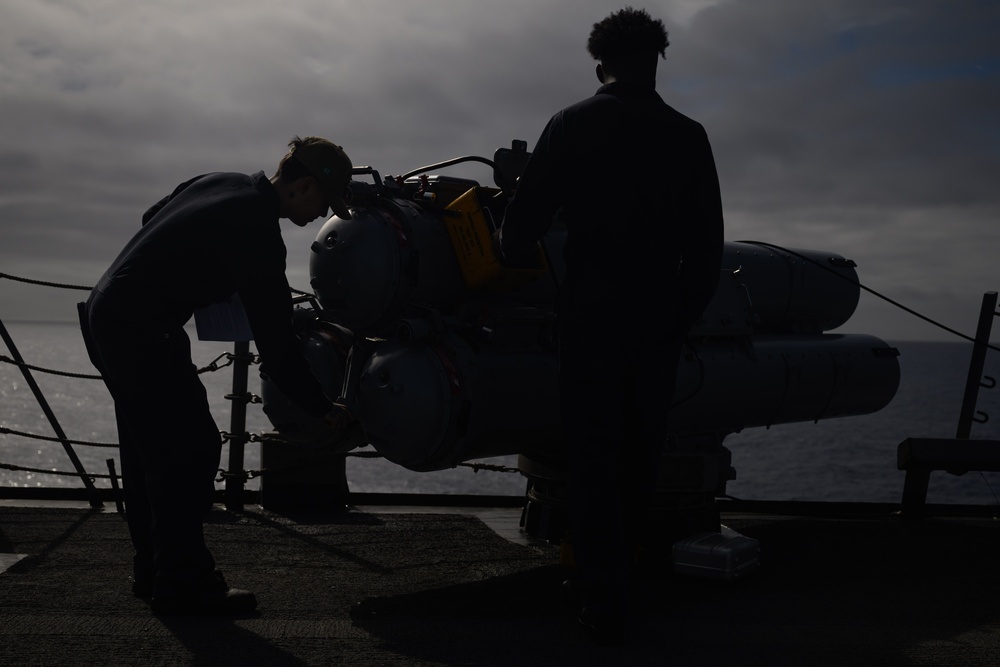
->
[290,137,354,219]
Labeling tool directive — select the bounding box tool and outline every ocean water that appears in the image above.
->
[2,320,1000,505]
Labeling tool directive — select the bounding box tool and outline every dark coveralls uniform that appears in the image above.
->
[80,171,334,597]
[499,81,724,617]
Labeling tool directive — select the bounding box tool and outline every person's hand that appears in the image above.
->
[490,228,504,264]
[265,402,357,450]
[322,403,353,430]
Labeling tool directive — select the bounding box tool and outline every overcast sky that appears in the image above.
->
[1,0,998,343]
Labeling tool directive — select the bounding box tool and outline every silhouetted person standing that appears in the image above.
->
[80,137,353,615]
[499,9,724,644]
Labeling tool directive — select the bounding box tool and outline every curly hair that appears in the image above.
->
[586,7,669,62]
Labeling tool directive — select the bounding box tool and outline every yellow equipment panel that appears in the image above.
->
[444,187,548,291]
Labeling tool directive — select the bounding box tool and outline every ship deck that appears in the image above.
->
[2,496,999,666]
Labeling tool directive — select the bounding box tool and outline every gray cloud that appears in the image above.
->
[1,0,998,341]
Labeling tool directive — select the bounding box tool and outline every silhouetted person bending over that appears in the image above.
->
[498,8,724,645]
[80,136,353,615]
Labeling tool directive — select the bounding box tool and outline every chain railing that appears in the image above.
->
[1,271,521,510]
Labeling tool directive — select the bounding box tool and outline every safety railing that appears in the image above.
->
[0,273,520,513]
[4,268,999,514]
[897,291,1000,513]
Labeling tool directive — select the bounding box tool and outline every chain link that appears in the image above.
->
[0,354,104,380]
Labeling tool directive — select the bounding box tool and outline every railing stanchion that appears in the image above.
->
[956,291,998,439]
[225,341,250,512]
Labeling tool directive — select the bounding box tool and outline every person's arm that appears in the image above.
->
[498,113,565,262]
[231,227,335,420]
[678,125,725,330]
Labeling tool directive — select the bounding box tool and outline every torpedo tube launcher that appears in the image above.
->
[260,142,900,575]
